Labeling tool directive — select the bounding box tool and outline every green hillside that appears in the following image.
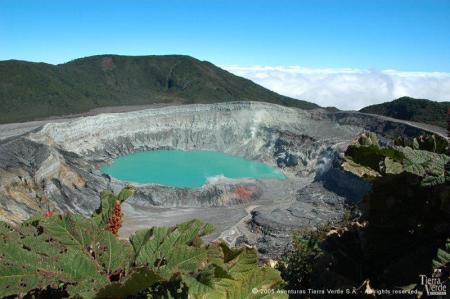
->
[360,96,449,128]
[0,55,319,123]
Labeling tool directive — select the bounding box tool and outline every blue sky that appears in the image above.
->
[2,0,450,108]
[1,0,449,71]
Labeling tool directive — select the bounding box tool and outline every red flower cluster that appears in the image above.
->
[106,200,123,236]
[44,210,54,218]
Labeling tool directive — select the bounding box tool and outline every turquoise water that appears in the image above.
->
[101,150,285,188]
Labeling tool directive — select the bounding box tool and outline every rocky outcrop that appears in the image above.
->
[251,182,347,257]
[126,180,264,207]
[0,136,108,223]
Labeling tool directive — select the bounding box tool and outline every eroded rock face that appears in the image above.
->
[0,136,109,223]
[0,101,441,240]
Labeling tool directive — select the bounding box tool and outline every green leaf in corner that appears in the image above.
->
[433,239,450,270]
[0,220,108,298]
[0,198,135,298]
[95,267,161,299]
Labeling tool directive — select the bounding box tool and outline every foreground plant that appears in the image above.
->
[0,187,286,298]
[343,132,450,186]
[302,132,450,293]
[277,227,326,291]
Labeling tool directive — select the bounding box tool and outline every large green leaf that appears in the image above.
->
[95,267,162,299]
[0,221,108,298]
[0,223,68,297]
[159,245,208,279]
[130,222,285,298]
[203,268,286,299]
[381,157,404,175]
[130,219,214,284]
[41,214,133,276]
[130,219,214,267]
[398,147,450,186]
[92,186,136,228]
[185,242,287,299]
[433,239,450,270]
[42,213,97,251]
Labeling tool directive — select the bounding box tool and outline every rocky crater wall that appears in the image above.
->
[0,101,442,225]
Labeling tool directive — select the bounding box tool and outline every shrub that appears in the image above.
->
[278,226,329,290]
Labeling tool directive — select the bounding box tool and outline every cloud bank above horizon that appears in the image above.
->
[223,66,450,110]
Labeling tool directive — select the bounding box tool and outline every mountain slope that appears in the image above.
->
[360,97,450,128]
[0,55,319,124]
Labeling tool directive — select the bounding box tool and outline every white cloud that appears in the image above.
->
[223,65,450,110]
